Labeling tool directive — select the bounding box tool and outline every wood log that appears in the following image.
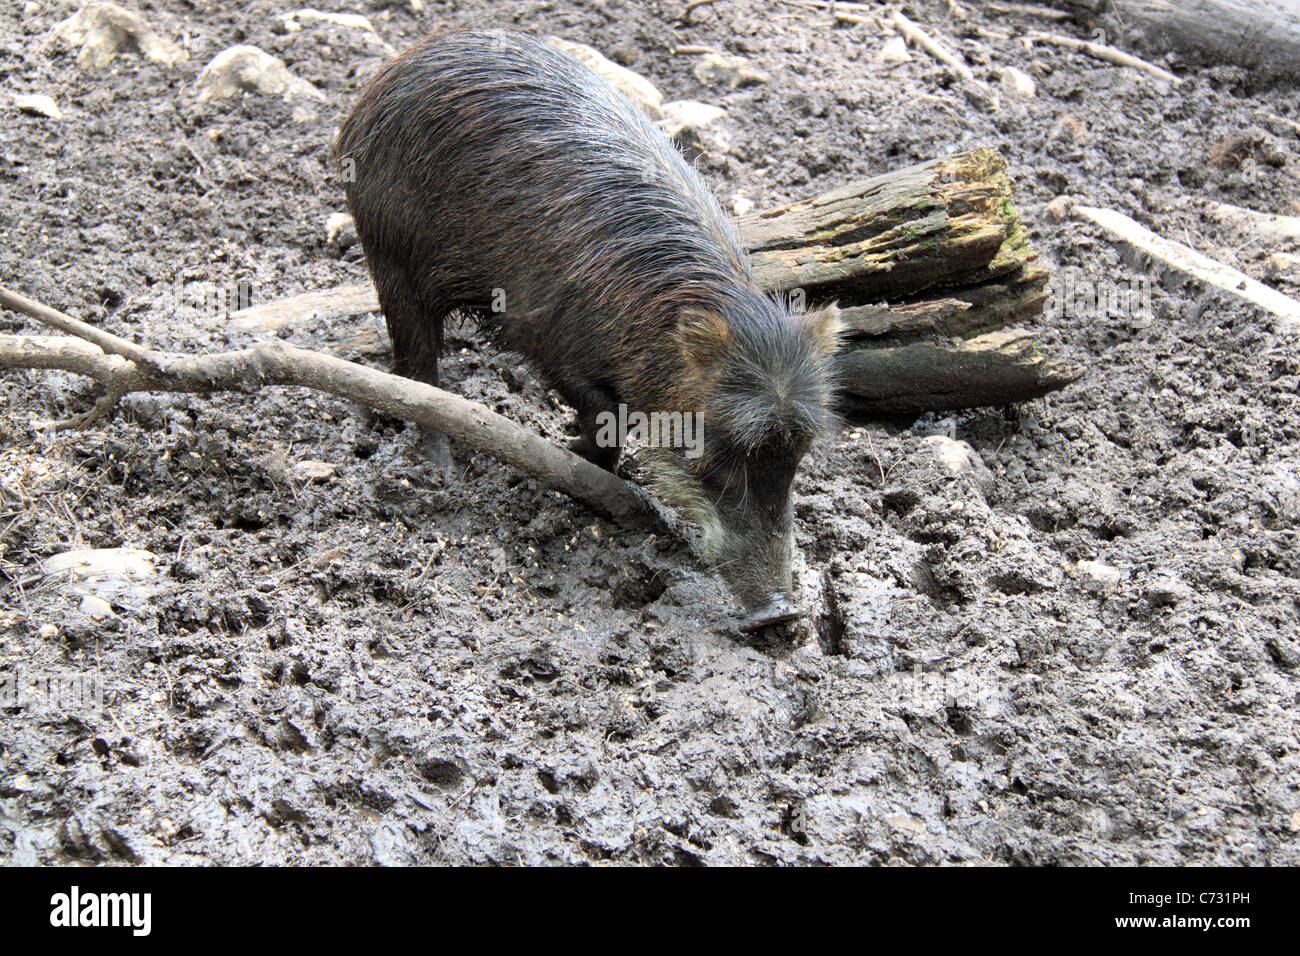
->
[710,145,1068,412]
[837,330,1084,415]
[1043,0,1300,82]
[740,147,1040,307]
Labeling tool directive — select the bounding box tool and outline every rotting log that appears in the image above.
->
[837,330,1082,415]
[728,146,1071,411]
[736,147,1070,412]
[740,148,1041,306]
[1043,0,1300,82]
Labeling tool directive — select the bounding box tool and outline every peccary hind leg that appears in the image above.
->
[370,254,453,470]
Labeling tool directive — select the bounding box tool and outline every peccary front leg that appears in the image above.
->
[560,378,621,472]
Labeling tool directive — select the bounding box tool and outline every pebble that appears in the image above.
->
[1077,559,1122,590]
[79,594,113,619]
[195,45,324,103]
[50,1,185,71]
[878,36,912,63]
[14,94,62,120]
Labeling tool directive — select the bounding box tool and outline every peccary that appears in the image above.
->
[336,30,842,629]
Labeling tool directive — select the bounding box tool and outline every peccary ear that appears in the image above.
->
[801,302,844,356]
[675,308,730,369]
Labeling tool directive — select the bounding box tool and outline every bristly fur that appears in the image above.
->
[642,446,726,557]
[699,292,844,452]
[337,29,844,613]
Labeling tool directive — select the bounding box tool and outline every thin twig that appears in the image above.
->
[681,0,718,21]
[893,10,976,83]
[780,0,872,24]
[986,2,1071,19]
[1028,31,1181,85]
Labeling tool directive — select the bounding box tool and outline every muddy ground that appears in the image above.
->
[1,0,1298,865]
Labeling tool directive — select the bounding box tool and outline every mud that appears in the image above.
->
[1,0,1297,865]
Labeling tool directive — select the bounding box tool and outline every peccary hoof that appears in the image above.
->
[738,597,800,632]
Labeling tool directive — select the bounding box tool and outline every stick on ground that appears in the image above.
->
[1029,31,1181,85]
[0,287,664,528]
[893,10,976,83]
[1072,205,1300,325]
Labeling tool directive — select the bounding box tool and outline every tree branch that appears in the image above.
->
[0,301,664,529]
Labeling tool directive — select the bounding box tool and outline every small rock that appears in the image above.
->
[280,8,377,33]
[885,813,925,833]
[37,623,58,640]
[878,36,912,63]
[920,435,995,500]
[79,594,113,619]
[731,194,755,217]
[1085,806,1113,838]
[1076,559,1122,590]
[657,100,725,160]
[49,1,186,71]
[1044,195,1075,223]
[291,460,338,483]
[43,548,156,582]
[997,66,1036,97]
[196,45,324,103]
[14,94,63,120]
[1265,252,1299,279]
[279,8,394,56]
[693,53,769,91]
[658,99,723,147]
[42,548,158,614]
[546,37,663,119]
[660,99,725,130]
